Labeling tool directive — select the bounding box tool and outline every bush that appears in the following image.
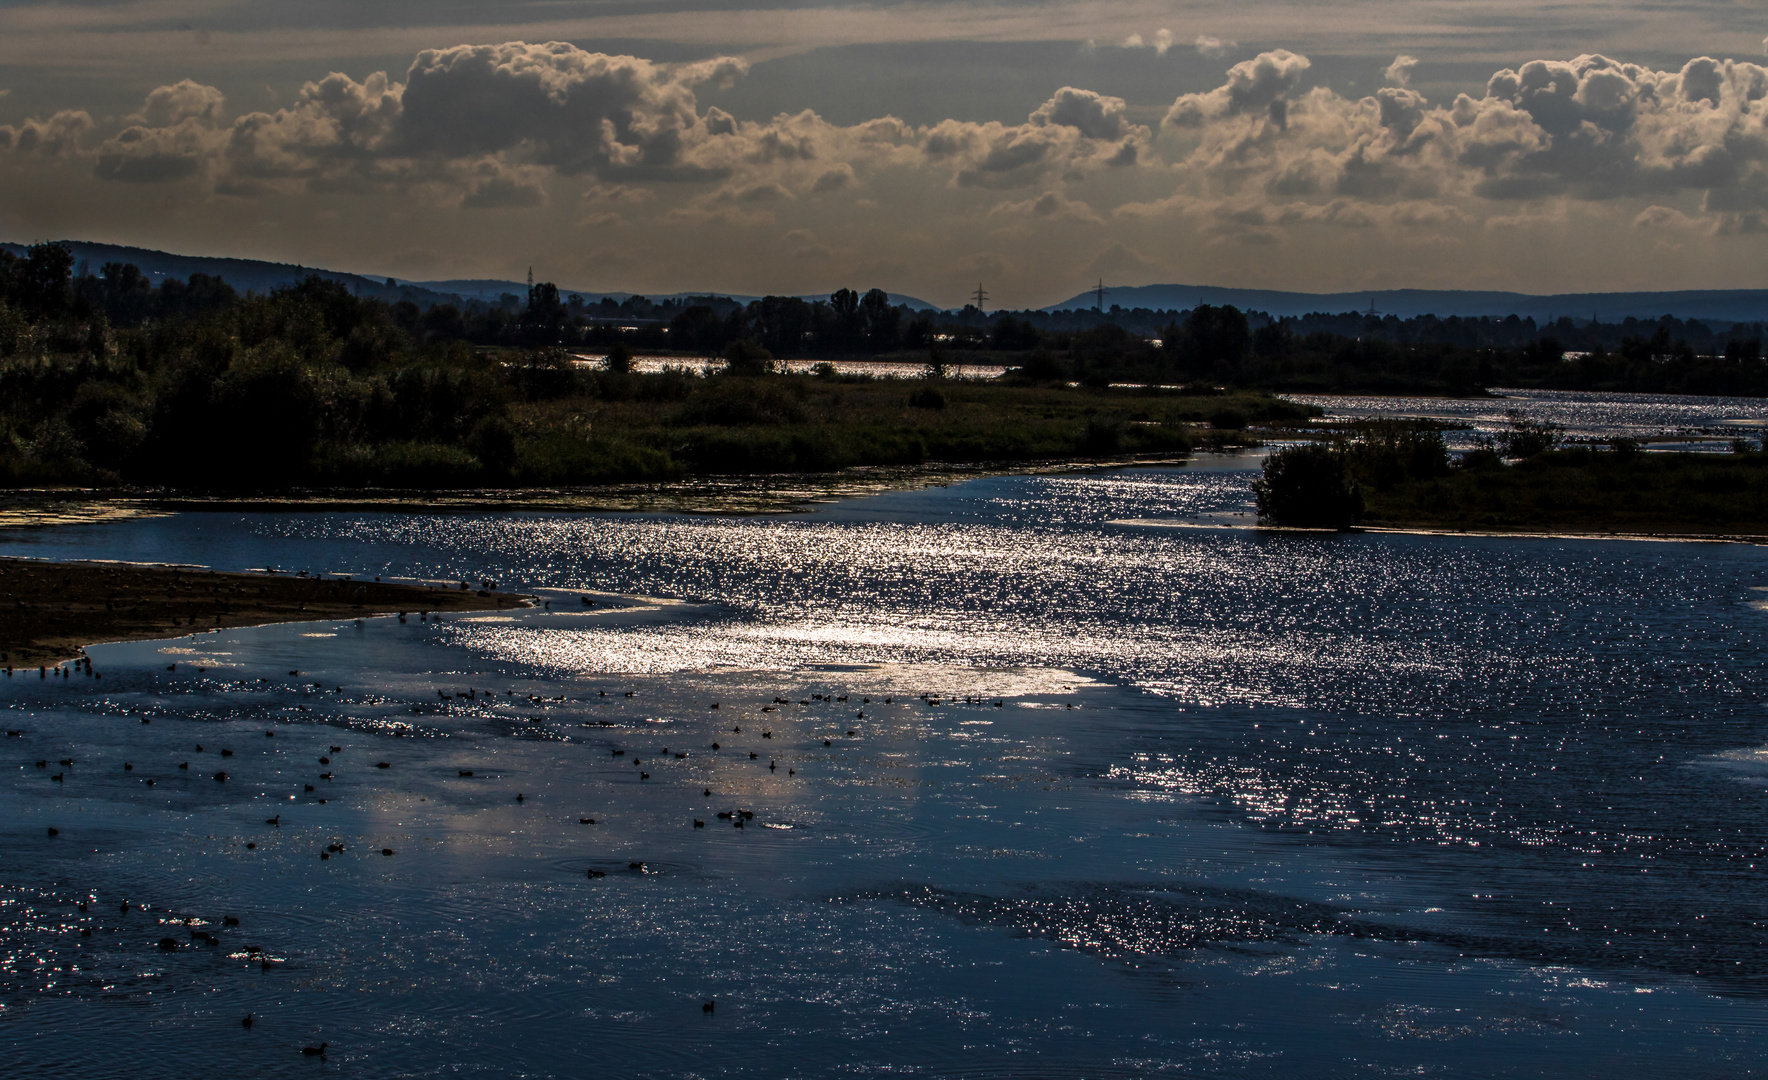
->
[467,416,519,478]
[1013,347,1068,382]
[1083,415,1124,454]
[1254,442,1364,528]
[722,339,774,376]
[1495,410,1563,458]
[908,385,946,410]
[1208,407,1248,430]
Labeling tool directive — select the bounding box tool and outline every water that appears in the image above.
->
[1289,387,1768,449]
[3,459,1767,1075]
[575,354,1010,379]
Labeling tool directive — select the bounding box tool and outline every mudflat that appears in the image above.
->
[0,558,528,666]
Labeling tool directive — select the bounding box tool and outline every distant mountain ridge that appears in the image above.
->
[0,240,939,311]
[1046,284,1768,324]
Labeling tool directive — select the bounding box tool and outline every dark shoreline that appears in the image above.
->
[0,455,1198,525]
[0,558,530,666]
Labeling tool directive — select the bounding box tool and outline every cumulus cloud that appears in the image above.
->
[1164,49,1311,129]
[988,190,1104,223]
[925,86,1147,187]
[52,42,783,202]
[1150,46,1768,242]
[15,37,1768,266]
[0,109,92,155]
[392,42,745,178]
[1384,56,1420,87]
[1122,30,1176,57]
[136,79,225,126]
[1195,36,1234,59]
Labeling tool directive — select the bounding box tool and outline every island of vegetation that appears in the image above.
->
[1255,417,1768,538]
[0,558,529,666]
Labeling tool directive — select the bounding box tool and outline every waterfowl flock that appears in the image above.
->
[9,629,1037,1056]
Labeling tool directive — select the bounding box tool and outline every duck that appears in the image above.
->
[300,1043,327,1057]
[241,1013,254,1029]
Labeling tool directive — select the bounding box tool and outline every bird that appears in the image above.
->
[242,1013,254,1029]
[300,1043,327,1057]
[702,999,716,1013]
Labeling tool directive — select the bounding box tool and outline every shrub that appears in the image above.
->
[1254,442,1364,529]
[1083,415,1124,455]
[1495,410,1563,458]
[908,385,946,410]
[722,339,774,376]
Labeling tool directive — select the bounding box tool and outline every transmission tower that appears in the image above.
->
[1094,278,1109,309]
[972,282,988,312]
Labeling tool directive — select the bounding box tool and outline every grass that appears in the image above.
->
[1362,449,1768,535]
[501,376,1308,482]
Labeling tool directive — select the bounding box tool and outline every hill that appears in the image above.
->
[0,240,938,311]
[1047,284,1768,324]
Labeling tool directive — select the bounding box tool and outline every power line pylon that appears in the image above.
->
[972,282,988,312]
[1094,278,1108,309]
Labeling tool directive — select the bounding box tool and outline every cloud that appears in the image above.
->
[0,109,92,155]
[1194,36,1234,59]
[1384,56,1419,87]
[1634,205,1697,228]
[460,161,547,209]
[1164,50,1311,129]
[1029,86,1133,140]
[1149,47,1768,242]
[17,37,1768,285]
[393,42,745,178]
[988,191,1103,223]
[926,86,1148,187]
[812,163,855,192]
[1154,30,1174,57]
[1122,33,1143,49]
[136,79,225,126]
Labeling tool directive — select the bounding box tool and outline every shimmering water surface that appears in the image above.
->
[3,462,1767,1077]
[1291,388,1768,448]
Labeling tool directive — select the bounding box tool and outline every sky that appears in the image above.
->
[2,1,1767,308]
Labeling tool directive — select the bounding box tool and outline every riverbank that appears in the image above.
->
[0,454,1204,524]
[0,558,529,666]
